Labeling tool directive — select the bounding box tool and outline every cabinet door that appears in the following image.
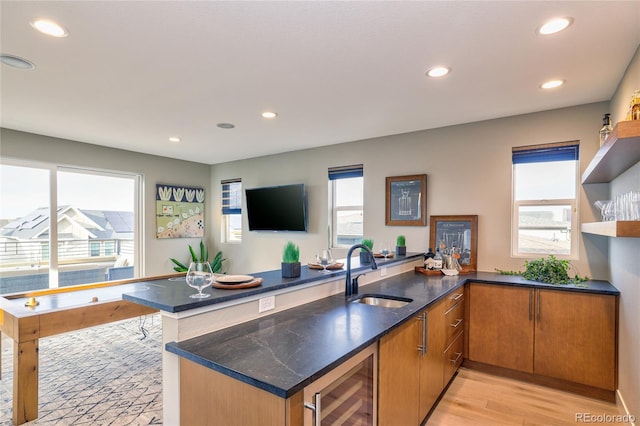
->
[378,315,421,425]
[468,283,534,373]
[419,299,446,420]
[534,290,617,390]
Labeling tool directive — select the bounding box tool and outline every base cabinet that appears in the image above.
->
[379,286,465,425]
[467,282,618,397]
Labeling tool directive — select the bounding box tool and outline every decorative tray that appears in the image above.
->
[414,266,473,276]
[308,262,344,270]
[373,253,394,258]
[213,277,263,289]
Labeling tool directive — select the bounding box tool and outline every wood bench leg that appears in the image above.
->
[13,339,39,425]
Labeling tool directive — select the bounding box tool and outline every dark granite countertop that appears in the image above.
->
[165,270,619,399]
[122,253,424,313]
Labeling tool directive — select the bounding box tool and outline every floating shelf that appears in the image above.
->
[582,121,640,184]
[581,221,640,237]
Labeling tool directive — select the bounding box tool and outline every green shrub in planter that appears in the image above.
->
[282,241,301,278]
[396,235,406,256]
[360,238,374,264]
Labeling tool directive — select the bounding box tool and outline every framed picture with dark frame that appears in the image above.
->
[385,174,427,226]
[429,215,478,272]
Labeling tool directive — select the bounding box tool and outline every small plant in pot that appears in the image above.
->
[395,235,407,256]
[360,238,374,264]
[282,241,301,278]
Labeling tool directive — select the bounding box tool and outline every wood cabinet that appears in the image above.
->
[379,286,465,425]
[467,282,617,398]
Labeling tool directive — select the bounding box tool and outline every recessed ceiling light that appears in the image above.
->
[0,54,36,69]
[30,19,68,37]
[168,137,181,143]
[537,17,573,35]
[261,111,278,119]
[540,79,565,89]
[426,66,451,78]
[217,123,235,129]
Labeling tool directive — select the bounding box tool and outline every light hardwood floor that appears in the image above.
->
[427,368,628,426]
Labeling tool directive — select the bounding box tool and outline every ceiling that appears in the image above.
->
[1,1,639,165]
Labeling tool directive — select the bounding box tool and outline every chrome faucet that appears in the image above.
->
[345,244,378,298]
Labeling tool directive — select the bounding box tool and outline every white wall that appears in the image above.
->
[607,44,640,420]
[0,128,212,277]
[211,102,610,278]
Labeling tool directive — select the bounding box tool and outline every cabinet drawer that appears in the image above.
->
[444,300,464,346]
[444,288,465,311]
[443,331,464,383]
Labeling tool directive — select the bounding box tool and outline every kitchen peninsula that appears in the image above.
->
[123,255,619,425]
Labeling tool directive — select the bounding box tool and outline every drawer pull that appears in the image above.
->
[451,293,463,301]
[450,318,463,328]
[450,352,463,364]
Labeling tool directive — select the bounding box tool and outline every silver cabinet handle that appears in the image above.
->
[304,392,322,426]
[450,318,463,328]
[417,312,427,355]
[451,292,463,301]
[450,352,463,364]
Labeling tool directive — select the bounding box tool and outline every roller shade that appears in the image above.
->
[328,164,364,180]
[512,141,579,164]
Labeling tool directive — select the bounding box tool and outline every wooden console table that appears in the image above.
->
[0,277,166,425]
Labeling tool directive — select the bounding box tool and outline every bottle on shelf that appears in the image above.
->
[632,90,640,121]
[433,249,443,270]
[599,113,612,147]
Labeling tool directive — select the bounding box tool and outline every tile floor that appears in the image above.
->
[1,314,162,425]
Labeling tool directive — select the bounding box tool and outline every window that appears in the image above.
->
[221,179,242,243]
[511,141,579,258]
[0,160,141,295]
[329,165,364,247]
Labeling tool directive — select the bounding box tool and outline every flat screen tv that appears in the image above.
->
[245,183,308,231]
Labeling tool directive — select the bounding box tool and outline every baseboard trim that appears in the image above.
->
[616,389,637,426]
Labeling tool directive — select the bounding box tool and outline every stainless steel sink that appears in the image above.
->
[352,294,412,308]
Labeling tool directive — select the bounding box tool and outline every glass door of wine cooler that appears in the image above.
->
[304,343,377,426]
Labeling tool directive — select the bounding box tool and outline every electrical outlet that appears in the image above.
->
[380,267,387,277]
[259,296,275,313]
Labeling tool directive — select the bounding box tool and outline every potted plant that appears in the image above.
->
[282,241,301,278]
[495,255,588,286]
[360,238,374,264]
[396,235,406,256]
[170,240,225,274]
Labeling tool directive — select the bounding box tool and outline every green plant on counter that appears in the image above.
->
[396,235,406,247]
[170,240,225,274]
[282,241,300,263]
[495,255,588,286]
[361,238,374,252]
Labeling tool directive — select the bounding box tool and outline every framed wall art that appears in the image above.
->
[156,184,205,239]
[385,174,427,226]
[429,215,478,272]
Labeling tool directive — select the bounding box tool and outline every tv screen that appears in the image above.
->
[245,184,308,231]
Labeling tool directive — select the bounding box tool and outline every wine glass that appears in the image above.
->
[186,262,213,298]
[316,249,334,272]
[379,242,390,259]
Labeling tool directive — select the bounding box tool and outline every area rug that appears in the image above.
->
[1,314,163,425]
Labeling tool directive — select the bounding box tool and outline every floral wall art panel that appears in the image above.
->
[156,184,205,238]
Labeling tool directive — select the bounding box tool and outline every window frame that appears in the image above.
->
[328,165,364,249]
[511,142,580,259]
[221,179,242,244]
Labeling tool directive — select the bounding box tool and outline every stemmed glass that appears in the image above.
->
[379,242,390,259]
[186,261,213,298]
[316,249,334,272]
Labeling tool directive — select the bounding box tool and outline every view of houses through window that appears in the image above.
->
[0,162,140,295]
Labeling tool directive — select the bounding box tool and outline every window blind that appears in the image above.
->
[328,164,364,180]
[512,141,579,164]
[221,179,241,215]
